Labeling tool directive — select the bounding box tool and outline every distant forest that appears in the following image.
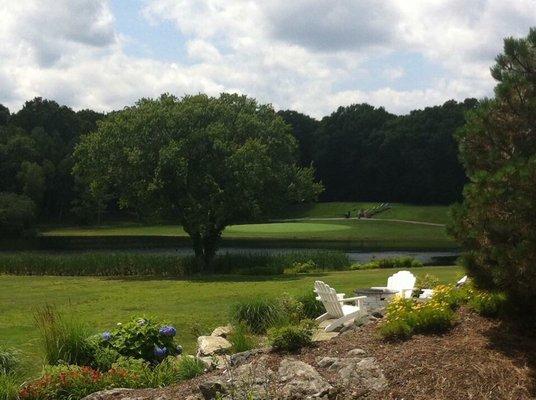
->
[0,97,477,224]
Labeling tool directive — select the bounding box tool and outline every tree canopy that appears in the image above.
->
[74,93,322,269]
[450,28,536,321]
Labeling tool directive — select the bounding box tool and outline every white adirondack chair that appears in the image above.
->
[314,281,367,332]
[371,270,416,298]
[420,275,469,299]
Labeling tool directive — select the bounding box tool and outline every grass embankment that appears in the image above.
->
[42,219,456,249]
[283,202,450,224]
[0,251,349,276]
[0,267,462,358]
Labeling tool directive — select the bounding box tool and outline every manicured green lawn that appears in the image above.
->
[42,219,456,249]
[0,266,462,361]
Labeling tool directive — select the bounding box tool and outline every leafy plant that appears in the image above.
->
[95,317,181,364]
[414,273,440,297]
[286,260,317,274]
[268,320,314,352]
[176,356,205,380]
[469,291,507,318]
[0,372,21,400]
[228,324,258,353]
[34,305,93,366]
[350,256,423,270]
[231,298,283,334]
[295,290,324,319]
[0,347,20,375]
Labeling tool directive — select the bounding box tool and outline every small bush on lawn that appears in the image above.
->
[469,291,507,318]
[34,305,93,366]
[268,320,314,352]
[278,293,305,324]
[350,256,423,270]
[228,324,258,353]
[296,290,324,319]
[231,298,283,334]
[92,317,181,365]
[430,285,472,310]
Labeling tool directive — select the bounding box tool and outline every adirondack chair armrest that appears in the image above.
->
[317,293,345,301]
[370,286,388,291]
[339,295,366,303]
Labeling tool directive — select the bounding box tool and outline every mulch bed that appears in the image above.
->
[109,309,536,399]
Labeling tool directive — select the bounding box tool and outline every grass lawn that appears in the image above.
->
[41,219,456,249]
[0,266,462,363]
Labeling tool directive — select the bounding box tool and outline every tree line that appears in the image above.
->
[1,95,476,232]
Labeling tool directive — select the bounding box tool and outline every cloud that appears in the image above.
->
[0,0,535,118]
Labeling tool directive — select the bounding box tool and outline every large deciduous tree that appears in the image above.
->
[73,93,322,271]
[450,28,536,321]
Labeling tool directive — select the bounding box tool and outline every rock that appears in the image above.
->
[220,356,274,399]
[316,356,339,368]
[199,378,227,400]
[229,347,269,366]
[277,358,333,399]
[211,325,233,338]
[371,310,384,318]
[323,356,388,392]
[312,329,339,342]
[81,388,176,400]
[199,355,230,371]
[197,335,232,356]
[347,348,366,357]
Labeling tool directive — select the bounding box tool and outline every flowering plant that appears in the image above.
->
[93,317,181,363]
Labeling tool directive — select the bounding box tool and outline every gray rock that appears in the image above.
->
[277,358,333,399]
[324,356,387,392]
[199,378,227,400]
[211,325,233,338]
[312,329,339,342]
[316,356,339,368]
[347,348,366,357]
[81,389,137,400]
[197,335,232,356]
[229,348,268,366]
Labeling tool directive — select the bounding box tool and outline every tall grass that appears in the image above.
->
[230,298,284,334]
[34,305,93,366]
[0,250,350,277]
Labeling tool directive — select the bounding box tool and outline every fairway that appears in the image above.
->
[226,222,351,234]
[0,266,462,362]
[42,219,456,249]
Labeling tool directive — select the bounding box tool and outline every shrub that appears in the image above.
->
[350,256,423,270]
[430,285,471,310]
[0,372,20,400]
[90,346,122,372]
[413,273,440,297]
[228,324,258,353]
[0,192,35,236]
[286,260,317,274]
[278,293,305,324]
[380,295,457,340]
[231,298,283,334]
[469,291,507,318]
[34,305,93,366]
[268,320,314,352]
[296,291,324,319]
[94,317,181,364]
[176,356,205,380]
[0,347,20,375]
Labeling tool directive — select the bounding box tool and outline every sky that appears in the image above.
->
[0,0,534,118]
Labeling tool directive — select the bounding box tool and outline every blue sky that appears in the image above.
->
[0,0,534,117]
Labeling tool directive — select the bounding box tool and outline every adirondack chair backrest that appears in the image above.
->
[386,271,416,293]
[314,281,344,318]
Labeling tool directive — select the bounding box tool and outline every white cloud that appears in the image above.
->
[0,0,534,117]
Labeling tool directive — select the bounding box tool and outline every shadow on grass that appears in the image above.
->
[485,319,536,396]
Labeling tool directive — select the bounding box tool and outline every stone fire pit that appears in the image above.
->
[355,288,397,311]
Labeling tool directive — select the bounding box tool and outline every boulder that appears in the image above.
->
[277,358,333,399]
[81,388,175,400]
[321,356,388,392]
[211,325,233,338]
[197,335,232,356]
[312,329,339,342]
[347,348,366,357]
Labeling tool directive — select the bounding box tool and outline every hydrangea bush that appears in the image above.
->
[92,317,182,364]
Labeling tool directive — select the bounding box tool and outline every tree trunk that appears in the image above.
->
[191,230,222,274]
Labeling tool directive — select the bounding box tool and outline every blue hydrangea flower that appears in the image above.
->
[101,331,112,341]
[154,345,167,358]
[159,325,177,337]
